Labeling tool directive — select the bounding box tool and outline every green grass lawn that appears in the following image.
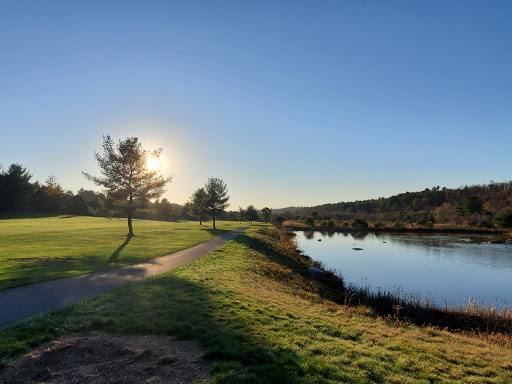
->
[0,215,245,290]
[1,227,510,383]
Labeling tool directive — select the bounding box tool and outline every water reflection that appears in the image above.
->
[295,230,512,309]
[350,232,370,241]
[303,231,315,240]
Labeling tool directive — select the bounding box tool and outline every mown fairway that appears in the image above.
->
[1,227,511,383]
[0,215,242,290]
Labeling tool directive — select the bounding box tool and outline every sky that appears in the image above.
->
[1,1,511,210]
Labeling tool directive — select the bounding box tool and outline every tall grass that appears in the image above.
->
[344,283,512,343]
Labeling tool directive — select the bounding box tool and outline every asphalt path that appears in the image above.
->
[0,227,248,329]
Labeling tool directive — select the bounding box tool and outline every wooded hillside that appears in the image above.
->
[280,181,512,229]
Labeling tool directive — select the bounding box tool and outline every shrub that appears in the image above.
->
[327,220,335,227]
[351,218,368,228]
[374,221,385,228]
[273,216,285,226]
[393,221,405,229]
[416,219,433,227]
[303,217,315,227]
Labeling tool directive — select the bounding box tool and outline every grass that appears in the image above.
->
[1,227,511,383]
[0,215,245,290]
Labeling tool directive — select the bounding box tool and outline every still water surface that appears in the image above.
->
[294,231,512,309]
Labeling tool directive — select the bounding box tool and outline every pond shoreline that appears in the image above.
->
[288,228,512,338]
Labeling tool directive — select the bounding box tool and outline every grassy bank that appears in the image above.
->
[0,216,242,290]
[1,227,511,383]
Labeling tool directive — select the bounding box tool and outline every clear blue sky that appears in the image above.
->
[1,1,511,210]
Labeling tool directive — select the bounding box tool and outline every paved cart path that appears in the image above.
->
[0,227,248,329]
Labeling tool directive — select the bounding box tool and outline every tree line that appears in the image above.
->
[278,183,512,229]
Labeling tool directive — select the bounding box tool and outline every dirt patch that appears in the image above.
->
[0,332,210,384]
[14,257,76,263]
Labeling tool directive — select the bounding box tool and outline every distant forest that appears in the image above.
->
[0,163,241,221]
[276,182,512,229]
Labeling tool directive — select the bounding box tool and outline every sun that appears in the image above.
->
[147,156,160,171]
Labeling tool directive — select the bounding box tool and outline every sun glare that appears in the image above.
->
[147,156,160,171]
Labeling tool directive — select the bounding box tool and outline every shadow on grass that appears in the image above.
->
[0,213,59,220]
[0,274,301,383]
[203,228,231,237]
[107,236,132,263]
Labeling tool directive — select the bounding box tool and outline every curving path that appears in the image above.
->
[0,227,248,329]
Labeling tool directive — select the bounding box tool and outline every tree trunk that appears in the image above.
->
[127,212,134,237]
[212,211,216,229]
[127,193,134,237]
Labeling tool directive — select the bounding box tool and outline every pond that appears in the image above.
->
[294,231,512,310]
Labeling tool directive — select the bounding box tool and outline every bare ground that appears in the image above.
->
[0,332,210,384]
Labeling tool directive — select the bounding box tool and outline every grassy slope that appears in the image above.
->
[1,227,511,383]
[0,216,242,290]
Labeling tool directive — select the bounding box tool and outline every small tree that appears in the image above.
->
[238,206,246,224]
[205,178,229,229]
[188,188,208,225]
[245,205,258,224]
[83,135,172,236]
[261,207,272,224]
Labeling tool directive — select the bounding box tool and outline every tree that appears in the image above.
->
[456,195,483,216]
[205,178,229,229]
[261,207,272,224]
[188,188,208,225]
[83,135,172,236]
[492,209,512,229]
[238,206,246,224]
[245,205,258,224]
[41,175,65,213]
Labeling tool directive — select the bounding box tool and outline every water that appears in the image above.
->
[294,231,512,310]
